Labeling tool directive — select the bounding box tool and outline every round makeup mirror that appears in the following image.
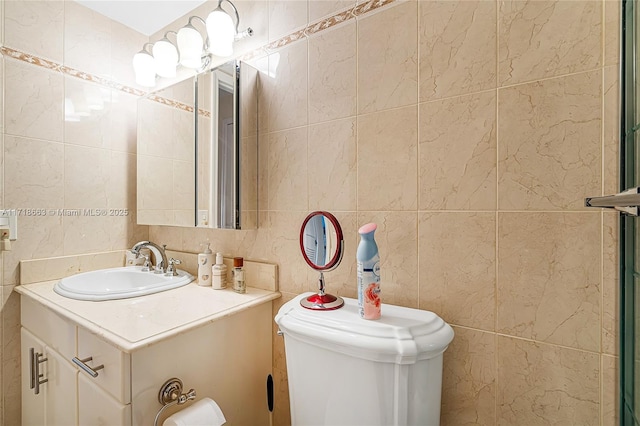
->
[299,211,344,310]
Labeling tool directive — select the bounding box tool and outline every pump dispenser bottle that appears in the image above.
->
[357,223,381,320]
[198,243,214,286]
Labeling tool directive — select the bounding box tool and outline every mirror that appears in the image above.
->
[299,211,344,310]
[137,60,258,229]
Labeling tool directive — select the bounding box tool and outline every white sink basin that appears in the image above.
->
[53,266,194,301]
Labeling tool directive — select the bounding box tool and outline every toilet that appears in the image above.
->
[275,293,455,426]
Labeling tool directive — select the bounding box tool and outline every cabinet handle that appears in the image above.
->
[72,356,104,378]
[30,348,48,395]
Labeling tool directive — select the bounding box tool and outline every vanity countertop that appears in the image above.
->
[16,281,280,353]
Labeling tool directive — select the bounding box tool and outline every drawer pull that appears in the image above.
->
[72,356,104,378]
[30,348,48,395]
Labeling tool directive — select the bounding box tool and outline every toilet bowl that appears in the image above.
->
[275,293,454,426]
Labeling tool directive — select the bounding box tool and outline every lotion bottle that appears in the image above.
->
[198,243,214,286]
[357,223,381,320]
[212,253,227,290]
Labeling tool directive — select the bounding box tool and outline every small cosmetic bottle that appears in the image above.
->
[233,257,246,294]
[212,253,227,290]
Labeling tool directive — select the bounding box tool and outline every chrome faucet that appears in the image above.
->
[131,241,168,274]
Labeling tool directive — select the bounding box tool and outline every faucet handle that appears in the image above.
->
[166,258,182,277]
[141,254,152,272]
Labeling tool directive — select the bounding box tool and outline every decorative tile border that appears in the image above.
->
[0,0,400,99]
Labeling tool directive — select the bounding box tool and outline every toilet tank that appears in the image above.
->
[275,293,454,426]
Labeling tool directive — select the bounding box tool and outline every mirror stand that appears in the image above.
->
[300,272,344,310]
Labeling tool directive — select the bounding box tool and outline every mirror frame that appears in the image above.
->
[299,211,344,272]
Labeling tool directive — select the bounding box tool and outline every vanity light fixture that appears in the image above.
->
[133,0,253,88]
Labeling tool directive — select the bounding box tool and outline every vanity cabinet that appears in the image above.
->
[20,293,273,425]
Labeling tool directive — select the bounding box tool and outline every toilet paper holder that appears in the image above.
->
[154,377,197,426]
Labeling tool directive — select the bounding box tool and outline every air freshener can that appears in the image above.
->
[357,223,381,320]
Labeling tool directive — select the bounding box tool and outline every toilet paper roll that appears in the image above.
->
[162,398,226,426]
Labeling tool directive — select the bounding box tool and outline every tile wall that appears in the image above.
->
[0,1,149,423]
[0,0,621,425]
[150,0,622,425]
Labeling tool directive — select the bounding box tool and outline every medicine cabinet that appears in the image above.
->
[136,60,258,229]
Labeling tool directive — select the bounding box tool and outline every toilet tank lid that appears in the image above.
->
[275,293,454,364]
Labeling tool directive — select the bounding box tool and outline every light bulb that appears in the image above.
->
[206,8,235,57]
[153,39,178,78]
[177,24,204,69]
[133,50,156,87]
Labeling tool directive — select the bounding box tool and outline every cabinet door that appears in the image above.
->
[21,328,45,426]
[44,345,78,426]
[78,373,131,426]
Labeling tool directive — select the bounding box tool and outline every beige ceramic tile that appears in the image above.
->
[357,0,417,114]
[4,0,64,62]
[357,106,417,211]
[3,215,64,285]
[441,327,496,426]
[19,250,124,285]
[172,109,194,163]
[604,66,620,197]
[108,151,136,211]
[110,91,138,154]
[419,212,495,330]
[498,0,601,86]
[602,355,619,426]
[137,101,176,159]
[268,0,308,41]
[603,212,618,356]
[64,77,112,149]
[4,136,64,209]
[308,21,357,124]
[605,0,621,66]
[2,287,20,426]
[498,212,601,352]
[109,213,149,251]
[64,1,111,77]
[63,215,112,256]
[267,128,308,212]
[137,155,173,211]
[263,41,308,132]
[4,59,63,141]
[308,118,356,211]
[497,336,599,425]
[265,211,309,295]
[64,145,109,209]
[498,71,601,211]
[149,225,184,252]
[0,289,2,425]
[0,57,3,136]
[419,0,496,101]
[356,212,418,308]
[0,134,3,209]
[272,367,291,426]
[172,160,195,211]
[309,0,355,21]
[110,19,148,86]
[419,91,496,210]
